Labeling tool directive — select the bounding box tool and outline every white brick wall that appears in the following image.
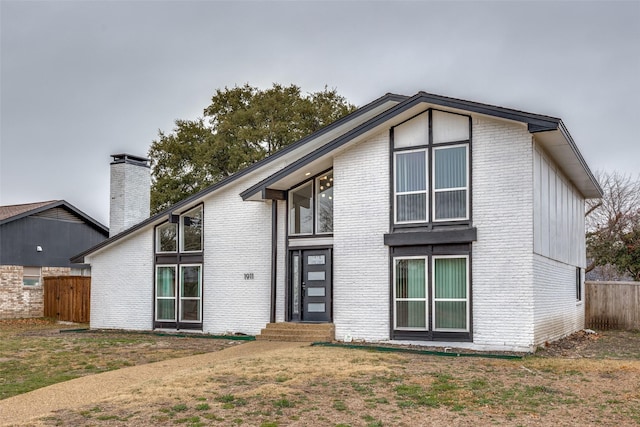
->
[88,229,153,330]
[471,115,536,350]
[202,184,272,335]
[533,254,584,345]
[333,130,390,341]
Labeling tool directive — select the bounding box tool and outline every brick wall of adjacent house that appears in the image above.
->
[471,115,536,351]
[333,130,390,342]
[0,266,71,319]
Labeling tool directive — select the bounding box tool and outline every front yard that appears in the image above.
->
[1,319,639,426]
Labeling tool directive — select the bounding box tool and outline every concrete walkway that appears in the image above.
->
[0,341,305,426]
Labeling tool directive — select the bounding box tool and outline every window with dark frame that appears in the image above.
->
[392,109,470,226]
[288,170,334,236]
[154,204,204,329]
[576,267,582,301]
[393,253,470,339]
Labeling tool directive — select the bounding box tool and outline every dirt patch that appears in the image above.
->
[536,329,640,359]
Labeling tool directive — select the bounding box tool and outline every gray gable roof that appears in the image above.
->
[241,91,601,201]
[72,91,602,263]
[0,200,109,235]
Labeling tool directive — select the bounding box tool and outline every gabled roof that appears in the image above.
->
[71,92,407,263]
[72,91,602,263]
[0,200,109,235]
[241,91,602,200]
[0,201,59,222]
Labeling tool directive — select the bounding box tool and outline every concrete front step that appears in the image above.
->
[257,322,335,342]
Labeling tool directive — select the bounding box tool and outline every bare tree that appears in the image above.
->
[586,171,640,280]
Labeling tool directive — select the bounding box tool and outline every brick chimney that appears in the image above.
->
[109,154,150,237]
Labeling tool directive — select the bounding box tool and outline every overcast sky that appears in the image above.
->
[1,0,639,226]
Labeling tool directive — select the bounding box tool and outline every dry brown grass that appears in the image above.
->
[1,322,639,427]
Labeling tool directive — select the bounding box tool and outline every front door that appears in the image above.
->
[289,248,332,322]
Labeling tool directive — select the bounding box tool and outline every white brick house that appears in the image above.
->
[73,92,601,352]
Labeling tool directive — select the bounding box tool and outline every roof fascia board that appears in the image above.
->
[416,92,561,129]
[71,93,408,263]
[0,201,58,225]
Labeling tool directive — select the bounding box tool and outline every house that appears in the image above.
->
[72,92,602,352]
[0,200,109,319]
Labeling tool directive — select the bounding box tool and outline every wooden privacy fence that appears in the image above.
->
[585,281,640,330]
[44,276,91,323]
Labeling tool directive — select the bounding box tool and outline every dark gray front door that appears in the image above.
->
[289,248,332,322]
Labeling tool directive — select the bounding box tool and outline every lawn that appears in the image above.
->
[1,319,639,426]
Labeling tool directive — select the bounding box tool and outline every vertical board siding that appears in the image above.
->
[43,276,91,323]
[532,145,585,267]
[585,281,640,330]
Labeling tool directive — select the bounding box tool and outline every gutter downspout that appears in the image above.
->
[270,200,277,323]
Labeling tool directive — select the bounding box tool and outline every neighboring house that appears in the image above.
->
[73,92,602,352]
[0,200,109,319]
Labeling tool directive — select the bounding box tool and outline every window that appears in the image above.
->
[394,258,427,330]
[23,267,41,286]
[154,204,203,329]
[289,181,313,235]
[393,110,470,225]
[288,170,334,236]
[433,256,469,331]
[181,206,203,252]
[433,145,468,221]
[393,254,470,338]
[180,265,202,322]
[576,267,582,301]
[316,172,334,234]
[395,150,428,223]
[156,266,176,321]
[156,222,177,253]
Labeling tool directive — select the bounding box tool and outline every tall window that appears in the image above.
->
[288,170,334,236]
[394,258,427,329]
[154,204,203,329]
[433,145,468,221]
[156,266,176,321]
[180,265,202,322]
[289,181,313,235]
[181,206,203,252]
[316,172,334,234]
[395,151,428,223]
[433,256,469,331]
[393,110,470,224]
[156,222,177,253]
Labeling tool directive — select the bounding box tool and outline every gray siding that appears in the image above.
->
[0,216,107,267]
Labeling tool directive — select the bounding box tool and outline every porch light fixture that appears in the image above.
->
[36,246,43,252]
[305,172,311,176]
